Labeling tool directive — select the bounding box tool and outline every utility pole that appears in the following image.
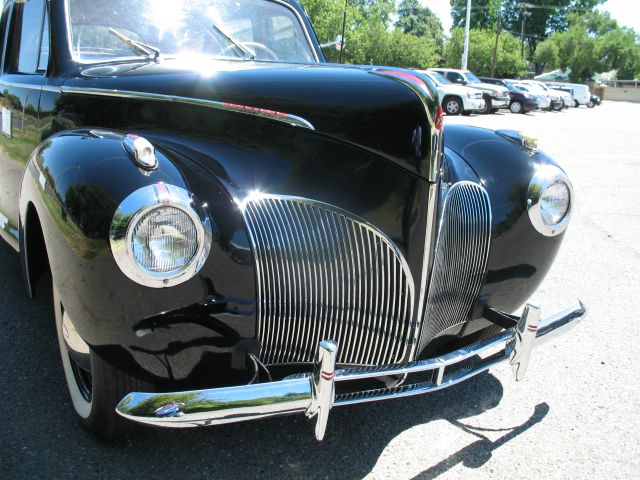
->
[339,0,347,63]
[461,0,471,69]
[491,12,501,78]
[519,4,532,60]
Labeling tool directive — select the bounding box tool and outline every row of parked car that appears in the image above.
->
[420,68,600,116]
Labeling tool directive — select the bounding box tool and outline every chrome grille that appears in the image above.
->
[417,182,492,352]
[241,195,415,366]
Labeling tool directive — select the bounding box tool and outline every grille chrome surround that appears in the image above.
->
[240,194,415,366]
[417,182,492,352]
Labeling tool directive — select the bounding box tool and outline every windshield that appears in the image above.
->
[465,71,482,83]
[67,0,317,63]
[427,71,451,85]
[524,83,546,94]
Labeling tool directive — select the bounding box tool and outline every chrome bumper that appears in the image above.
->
[116,301,586,440]
[491,97,510,108]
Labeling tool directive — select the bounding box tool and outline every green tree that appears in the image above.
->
[534,40,559,71]
[451,0,605,58]
[347,21,439,68]
[299,0,361,63]
[396,0,444,50]
[300,0,439,68]
[451,0,502,31]
[542,11,640,81]
[444,27,527,77]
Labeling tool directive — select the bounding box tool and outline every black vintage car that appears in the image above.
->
[479,77,539,114]
[0,0,586,440]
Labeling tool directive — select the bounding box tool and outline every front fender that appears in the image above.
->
[19,128,256,384]
[443,124,568,314]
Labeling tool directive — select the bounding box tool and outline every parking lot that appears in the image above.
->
[1,101,639,479]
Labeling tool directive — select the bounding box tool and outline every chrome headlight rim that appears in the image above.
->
[110,183,212,288]
[527,164,573,237]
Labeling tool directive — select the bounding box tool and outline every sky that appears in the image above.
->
[421,0,640,35]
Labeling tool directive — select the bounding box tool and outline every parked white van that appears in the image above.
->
[547,82,591,107]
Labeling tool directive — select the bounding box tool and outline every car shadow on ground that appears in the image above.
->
[0,242,547,479]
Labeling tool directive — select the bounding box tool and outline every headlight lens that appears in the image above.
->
[111,184,212,287]
[527,165,573,236]
[539,181,570,226]
[131,206,198,274]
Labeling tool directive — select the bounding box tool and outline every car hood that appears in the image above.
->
[441,84,479,97]
[466,82,508,96]
[63,59,438,178]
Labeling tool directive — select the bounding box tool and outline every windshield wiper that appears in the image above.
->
[210,22,255,60]
[109,28,161,62]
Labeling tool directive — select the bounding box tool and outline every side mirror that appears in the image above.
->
[320,35,346,51]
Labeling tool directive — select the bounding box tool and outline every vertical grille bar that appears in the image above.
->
[417,182,492,353]
[240,195,415,366]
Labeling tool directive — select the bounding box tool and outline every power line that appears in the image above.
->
[452,3,594,12]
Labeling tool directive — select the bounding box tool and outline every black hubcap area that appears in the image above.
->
[70,354,93,402]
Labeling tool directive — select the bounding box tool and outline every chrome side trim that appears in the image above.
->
[0,81,60,93]
[417,181,492,353]
[116,301,587,438]
[238,193,415,366]
[59,86,315,130]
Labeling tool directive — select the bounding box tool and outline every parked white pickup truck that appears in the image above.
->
[420,70,485,115]
[428,68,510,114]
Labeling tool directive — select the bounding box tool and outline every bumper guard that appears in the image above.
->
[116,301,586,440]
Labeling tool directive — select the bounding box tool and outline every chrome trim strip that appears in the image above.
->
[59,86,315,130]
[238,193,415,366]
[411,181,439,360]
[116,301,587,437]
[0,81,42,91]
[0,81,60,93]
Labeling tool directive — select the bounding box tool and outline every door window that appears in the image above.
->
[446,72,463,84]
[0,2,11,69]
[7,0,47,74]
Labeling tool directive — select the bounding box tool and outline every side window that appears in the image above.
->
[444,72,457,82]
[0,3,11,69]
[7,0,47,74]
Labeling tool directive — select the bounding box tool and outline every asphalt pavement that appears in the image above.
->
[1,101,639,479]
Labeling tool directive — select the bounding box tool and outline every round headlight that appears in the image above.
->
[110,184,212,288]
[527,165,573,236]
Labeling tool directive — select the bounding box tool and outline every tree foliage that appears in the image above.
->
[539,11,640,81]
[534,40,559,71]
[299,0,440,67]
[444,27,527,77]
[396,0,444,50]
[451,0,605,58]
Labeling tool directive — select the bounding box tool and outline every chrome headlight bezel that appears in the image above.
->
[527,165,574,237]
[110,183,212,288]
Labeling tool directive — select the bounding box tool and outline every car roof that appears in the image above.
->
[429,68,466,73]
